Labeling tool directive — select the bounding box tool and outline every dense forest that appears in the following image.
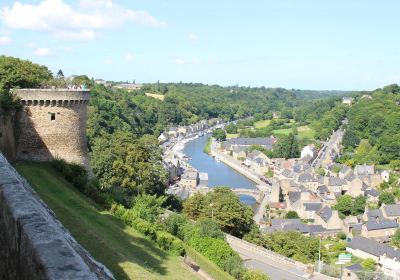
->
[339,84,400,167]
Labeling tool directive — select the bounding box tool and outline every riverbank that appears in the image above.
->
[203,137,211,155]
[209,138,268,187]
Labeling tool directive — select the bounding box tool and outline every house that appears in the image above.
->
[315,206,343,230]
[94,79,109,86]
[382,204,400,222]
[266,219,327,236]
[347,236,400,279]
[158,132,168,143]
[346,177,364,197]
[363,208,384,222]
[180,170,199,189]
[381,170,390,183]
[232,146,247,160]
[223,136,277,151]
[326,176,348,194]
[297,172,318,191]
[198,172,208,187]
[113,82,142,91]
[299,202,322,220]
[343,263,362,280]
[168,127,179,137]
[342,216,362,235]
[354,164,375,176]
[164,158,181,183]
[300,145,316,160]
[342,97,354,105]
[270,182,281,203]
[361,219,398,238]
[339,165,353,179]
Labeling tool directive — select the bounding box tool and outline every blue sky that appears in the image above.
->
[0,0,399,90]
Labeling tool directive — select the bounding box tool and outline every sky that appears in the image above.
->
[0,0,400,90]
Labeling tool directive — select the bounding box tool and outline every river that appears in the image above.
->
[183,134,257,205]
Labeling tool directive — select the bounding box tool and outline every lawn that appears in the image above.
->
[253,119,271,129]
[226,133,239,139]
[272,128,292,135]
[297,125,315,139]
[15,162,199,280]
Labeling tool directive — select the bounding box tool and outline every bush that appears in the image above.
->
[336,232,347,240]
[163,213,189,238]
[187,234,240,270]
[52,158,88,190]
[155,231,185,256]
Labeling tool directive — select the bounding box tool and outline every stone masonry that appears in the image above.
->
[0,153,114,280]
[13,89,90,169]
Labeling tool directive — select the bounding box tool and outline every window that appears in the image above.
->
[50,113,55,121]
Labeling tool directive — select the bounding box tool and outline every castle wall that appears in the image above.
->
[0,108,16,161]
[13,89,90,168]
[0,153,113,279]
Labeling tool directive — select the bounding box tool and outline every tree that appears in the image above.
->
[378,191,395,206]
[352,195,367,216]
[163,213,189,238]
[56,69,64,79]
[242,270,271,280]
[391,228,400,248]
[361,258,376,271]
[212,129,226,141]
[285,211,299,219]
[334,195,353,216]
[342,130,360,148]
[183,187,255,238]
[225,123,238,134]
[130,194,167,223]
[272,133,300,159]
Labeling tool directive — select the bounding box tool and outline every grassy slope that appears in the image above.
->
[15,162,198,280]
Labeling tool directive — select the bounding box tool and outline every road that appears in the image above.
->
[312,128,344,169]
[230,241,337,280]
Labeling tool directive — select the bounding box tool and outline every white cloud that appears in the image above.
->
[192,58,201,64]
[0,35,11,45]
[125,53,133,61]
[103,58,113,64]
[188,33,198,42]
[0,0,165,41]
[33,47,52,56]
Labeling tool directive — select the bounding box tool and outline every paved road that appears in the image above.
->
[229,238,337,280]
[312,128,344,169]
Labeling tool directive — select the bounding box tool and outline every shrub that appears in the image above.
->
[163,213,189,238]
[336,232,347,240]
[187,234,240,270]
[52,158,88,190]
[155,231,185,256]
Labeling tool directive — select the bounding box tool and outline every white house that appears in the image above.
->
[301,145,316,160]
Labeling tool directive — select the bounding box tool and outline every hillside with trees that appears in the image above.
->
[339,84,400,167]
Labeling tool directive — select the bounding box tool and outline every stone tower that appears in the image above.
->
[13,89,90,169]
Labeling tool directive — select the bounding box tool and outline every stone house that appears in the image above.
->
[300,145,316,160]
[158,132,168,143]
[382,204,400,222]
[342,216,362,235]
[168,127,178,137]
[164,158,181,183]
[362,208,384,222]
[354,164,375,176]
[180,170,199,189]
[299,202,322,220]
[198,172,208,187]
[345,177,364,197]
[361,219,398,238]
[315,206,343,230]
[297,173,319,191]
[381,170,390,183]
[342,97,354,105]
[232,146,247,160]
[347,236,400,279]
[339,165,353,179]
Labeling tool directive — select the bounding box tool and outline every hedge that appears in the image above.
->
[185,246,234,280]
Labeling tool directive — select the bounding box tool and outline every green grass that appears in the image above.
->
[253,119,271,129]
[15,162,199,280]
[272,128,292,135]
[226,133,239,139]
[297,125,315,139]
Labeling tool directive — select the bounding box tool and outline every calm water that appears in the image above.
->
[183,134,256,205]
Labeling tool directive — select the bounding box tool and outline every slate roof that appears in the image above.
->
[348,236,400,260]
[383,204,400,217]
[340,165,352,174]
[366,209,384,220]
[364,188,379,197]
[281,169,295,179]
[181,170,198,180]
[365,219,398,231]
[247,150,263,160]
[271,219,301,227]
[317,206,333,222]
[298,173,317,183]
[317,185,329,194]
[304,203,322,212]
[354,164,375,176]
[345,263,362,272]
[232,146,247,154]
[225,137,276,150]
[288,191,301,204]
[328,177,347,186]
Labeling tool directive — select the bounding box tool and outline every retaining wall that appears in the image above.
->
[0,153,114,280]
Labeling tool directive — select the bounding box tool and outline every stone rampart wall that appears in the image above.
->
[0,153,113,280]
